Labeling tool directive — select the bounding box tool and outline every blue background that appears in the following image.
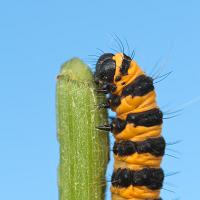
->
[1,0,200,199]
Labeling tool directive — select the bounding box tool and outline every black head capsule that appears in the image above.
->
[94,53,116,91]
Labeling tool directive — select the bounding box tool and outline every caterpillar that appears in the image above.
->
[94,52,165,200]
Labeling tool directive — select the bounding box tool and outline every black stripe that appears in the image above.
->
[121,75,154,97]
[126,108,163,127]
[111,108,163,134]
[108,94,121,108]
[113,137,166,157]
[111,168,164,190]
[120,54,132,75]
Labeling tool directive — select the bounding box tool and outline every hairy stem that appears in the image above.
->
[56,58,109,200]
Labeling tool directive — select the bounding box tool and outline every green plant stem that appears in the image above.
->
[56,58,109,200]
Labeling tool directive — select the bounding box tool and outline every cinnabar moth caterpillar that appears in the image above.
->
[94,52,165,200]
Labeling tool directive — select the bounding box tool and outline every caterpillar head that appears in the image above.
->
[94,53,116,85]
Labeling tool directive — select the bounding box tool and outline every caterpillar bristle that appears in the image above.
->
[166,140,182,146]
[165,153,179,159]
[153,71,173,83]
[166,148,181,155]
[165,171,180,177]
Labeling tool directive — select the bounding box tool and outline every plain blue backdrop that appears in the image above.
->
[1,0,200,199]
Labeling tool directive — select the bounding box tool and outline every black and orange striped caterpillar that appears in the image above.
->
[94,52,165,200]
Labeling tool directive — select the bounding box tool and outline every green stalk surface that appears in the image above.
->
[56,58,109,200]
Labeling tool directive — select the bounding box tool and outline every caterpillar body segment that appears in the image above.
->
[94,53,165,200]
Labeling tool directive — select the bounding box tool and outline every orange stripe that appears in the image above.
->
[113,91,157,120]
[112,193,148,200]
[111,186,160,199]
[115,124,162,142]
[114,153,162,170]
